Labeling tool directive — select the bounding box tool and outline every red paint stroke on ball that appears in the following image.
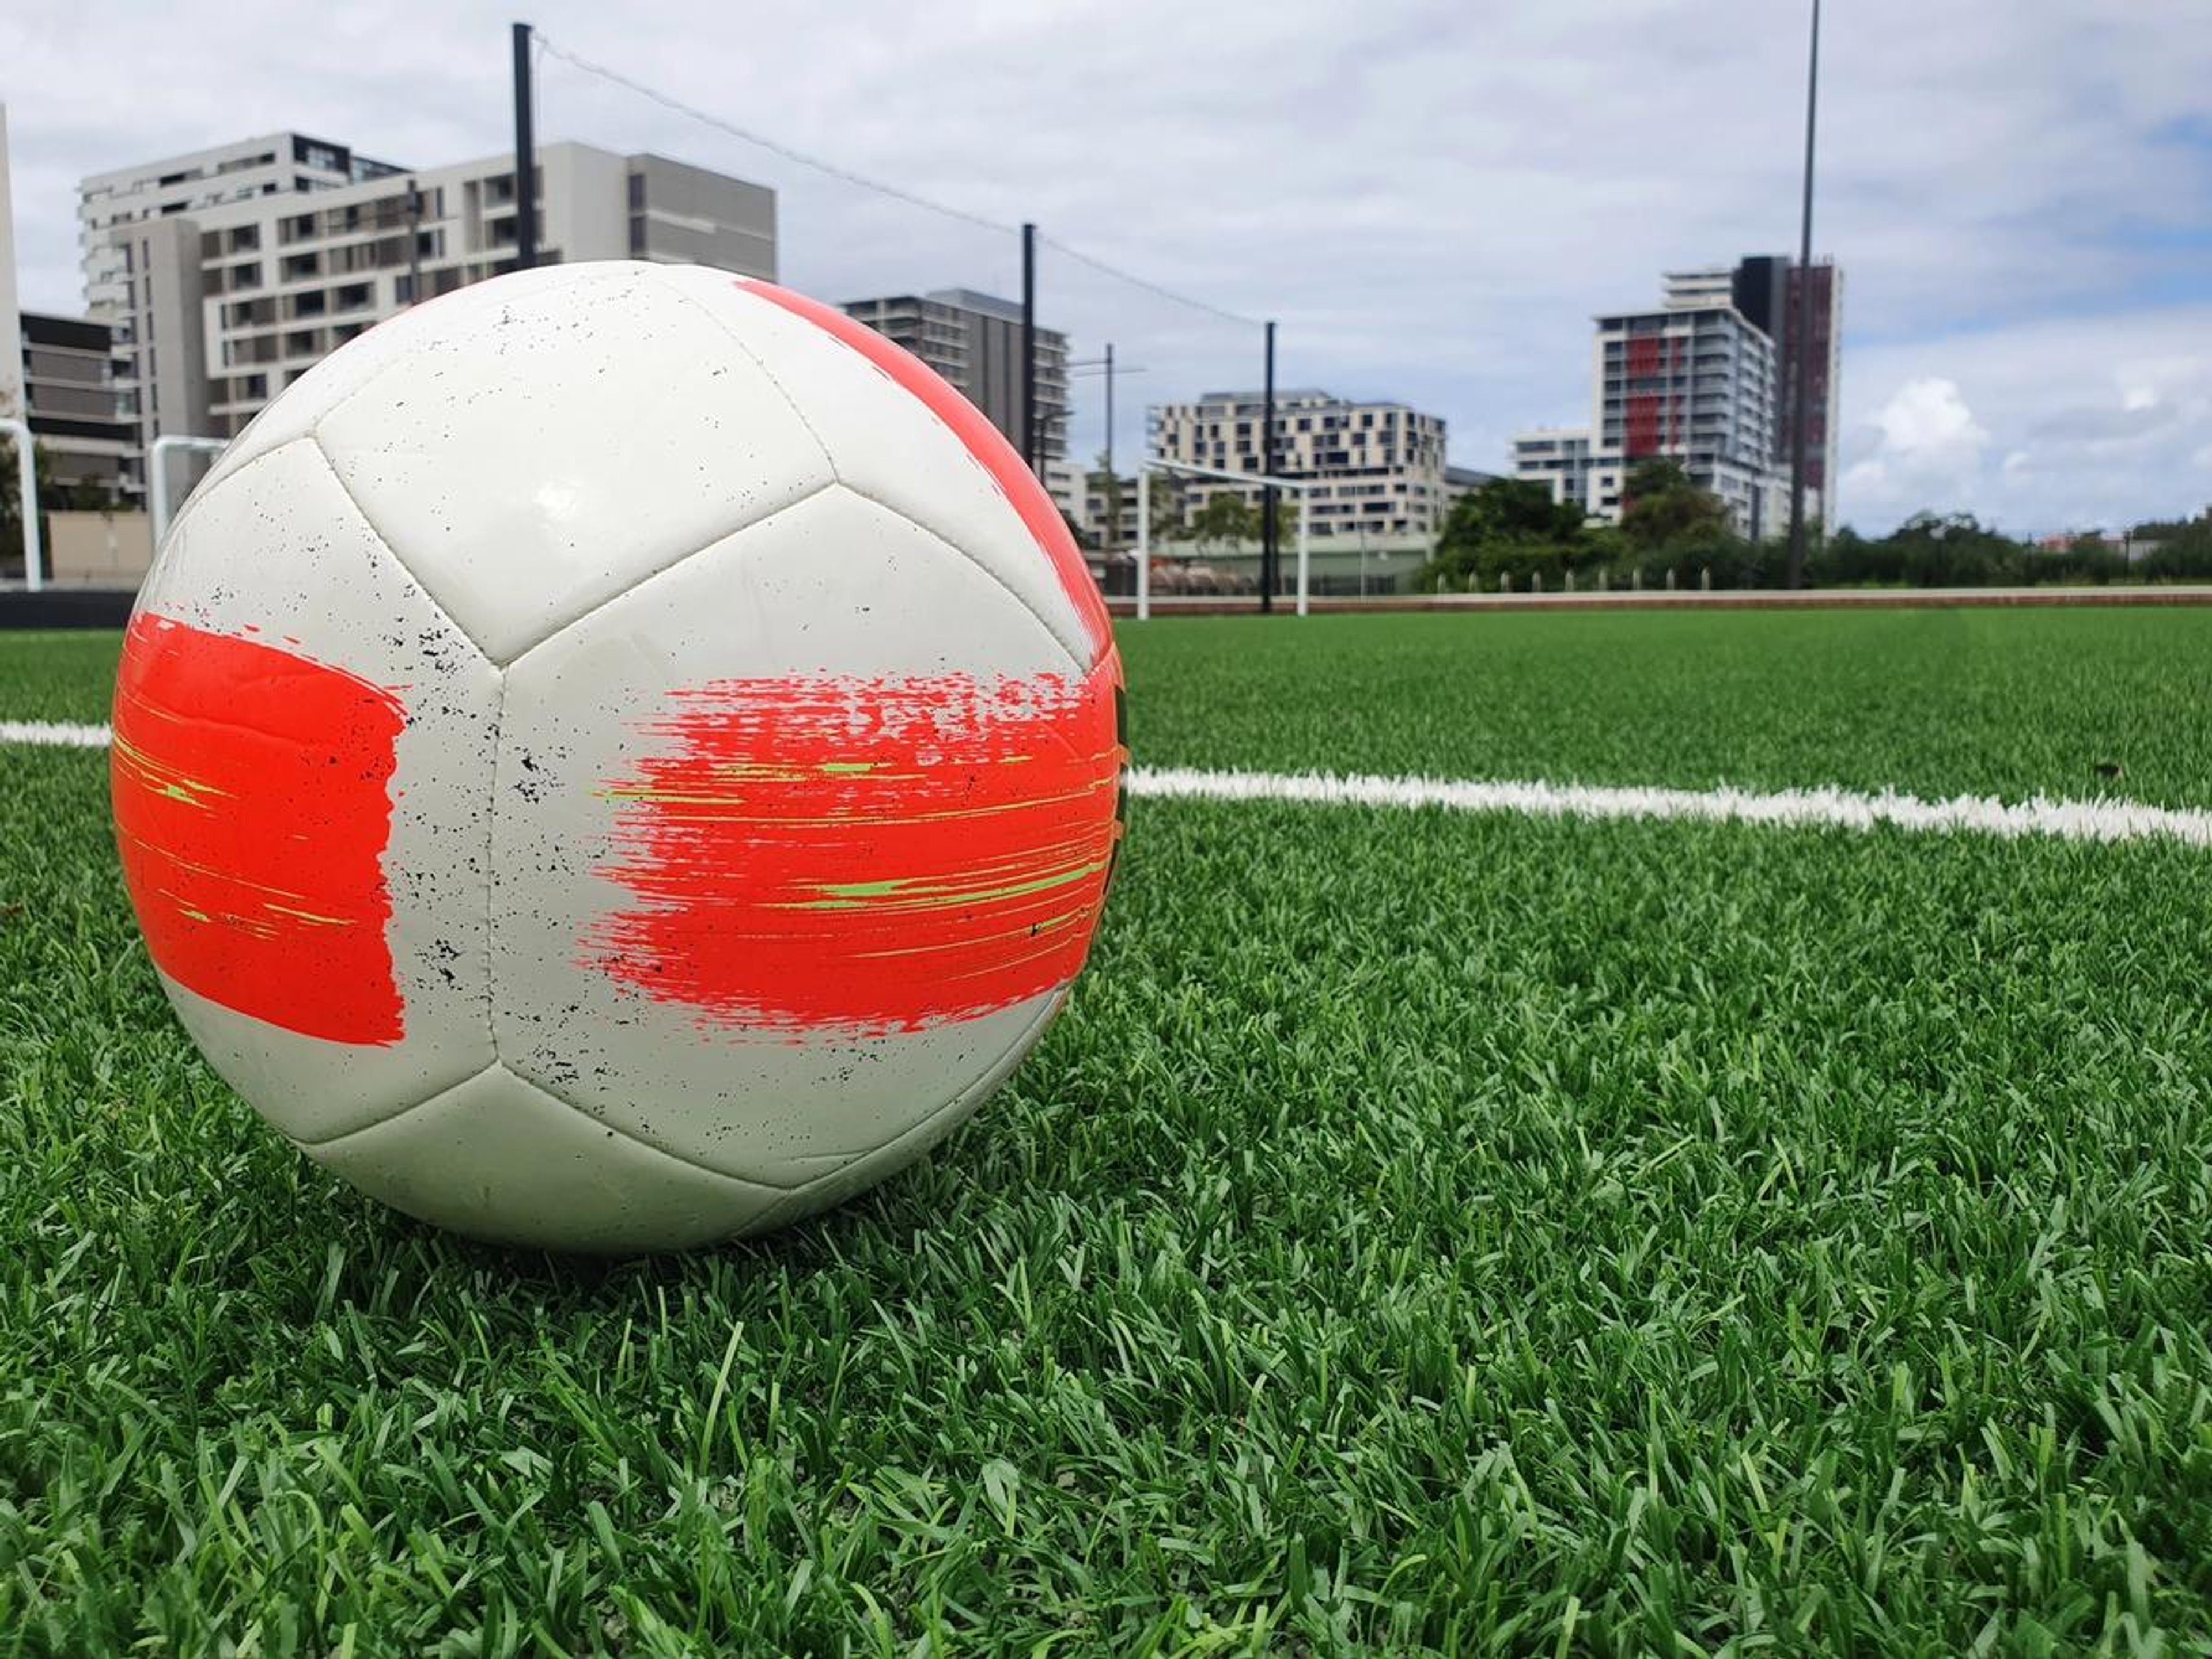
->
[734,277,1115,666]
[586,664,1125,1036]
[111,614,406,1045]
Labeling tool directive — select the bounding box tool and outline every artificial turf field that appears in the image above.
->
[3,610,2211,1656]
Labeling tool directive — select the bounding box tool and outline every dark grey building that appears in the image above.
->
[841,289,1068,464]
[20,312,137,501]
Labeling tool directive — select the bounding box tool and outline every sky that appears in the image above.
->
[4,0,2210,535]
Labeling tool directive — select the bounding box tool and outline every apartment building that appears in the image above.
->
[842,289,1069,464]
[1147,389,1450,539]
[1511,255,1841,537]
[18,312,136,499]
[85,138,777,479]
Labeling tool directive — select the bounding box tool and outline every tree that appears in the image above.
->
[1190,491,1259,553]
[1618,460,1730,553]
[1419,477,1588,592]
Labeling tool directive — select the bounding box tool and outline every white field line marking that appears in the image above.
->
[1,719,113,749]
[1126,766,2212,849]
[5,721,2204,849]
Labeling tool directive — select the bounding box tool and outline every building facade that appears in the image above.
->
[1594,303,1782,536]
[1512,255,1840,538]
[19,312,136,499]
[83,138,777,495]
[1508,430,1595,512]
[1147,389,1450,539]
[842,289,1069,464]
[1669,256,1843,523]
[80,133,407,320]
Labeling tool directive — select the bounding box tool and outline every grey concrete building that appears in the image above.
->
[841,289,1069,463]
[84,138,777,490]
[19,312,137,499]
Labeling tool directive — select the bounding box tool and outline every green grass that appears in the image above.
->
[4,612,2212,1654]
[1121,609,2212,810]
[0,632,126,725]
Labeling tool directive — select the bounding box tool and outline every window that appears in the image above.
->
[394,274,414,304]
[290,289,326,318]
[244,373,268,398]
[230,225,260,252]
[283,251,320,281]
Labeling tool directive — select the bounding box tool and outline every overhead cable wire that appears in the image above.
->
[534,35,1263,328]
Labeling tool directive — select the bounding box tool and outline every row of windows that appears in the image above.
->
[280,188,446,246]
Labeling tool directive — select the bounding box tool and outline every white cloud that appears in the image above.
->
[1839,308,2212,533]
[2,0,2210,529]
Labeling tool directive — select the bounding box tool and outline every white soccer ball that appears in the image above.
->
[111,262,1125,1255]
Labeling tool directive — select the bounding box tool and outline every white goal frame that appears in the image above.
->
[1135,456,1316,620]
[1,416,39,591]
[150,435,231,553]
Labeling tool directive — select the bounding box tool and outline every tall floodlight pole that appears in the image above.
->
[512,22,538,270]
[1021,223,1039,475]
[1260,320,1278,613]
[1783,0,1821,589]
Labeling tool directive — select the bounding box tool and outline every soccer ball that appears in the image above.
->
[111,262,1124,1255]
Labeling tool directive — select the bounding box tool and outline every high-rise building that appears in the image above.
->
[1512,254,1841,537]
[1147,389,1450,539]
[1671,255,1843,521]
[80,133,407,319]
[1593,303,1782,536]
[840,289,1068,463]
[82,137,777,495]
[18,312,136,499]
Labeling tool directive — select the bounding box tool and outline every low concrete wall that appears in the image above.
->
[46,511,154,588]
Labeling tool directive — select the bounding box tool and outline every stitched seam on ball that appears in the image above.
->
[486,662,507,1073]
[307,433,498,669]
[493,1059,805,1192]
[497,476,843,677]
[671,277,1092,677]
[651,269,840,479]
[293,1060,774,1202]
[155,434,316,556]
[281,1056,505,1149]
[504,987,1066,1192]
[833,480,1086,677]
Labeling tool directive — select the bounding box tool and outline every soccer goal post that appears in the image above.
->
[1134,456,1315,621]
[150,435,231,553]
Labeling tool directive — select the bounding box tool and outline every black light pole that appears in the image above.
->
[512,22,538,270]
[1260,320,1278,613]
[1020,223,1039,474]
[1783,0,1821,588]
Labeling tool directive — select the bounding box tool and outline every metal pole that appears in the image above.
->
[512,22,539,271]
[1136,465,1150,621]
[1260,320,1277,613]
[149,435,228,554]
[1,417,40,592]
[1296,491,1310,618]
[405,177,424,304]
[1783,0,1820,589]
[1103,342,1115,570]
[1020,222,1037,475]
